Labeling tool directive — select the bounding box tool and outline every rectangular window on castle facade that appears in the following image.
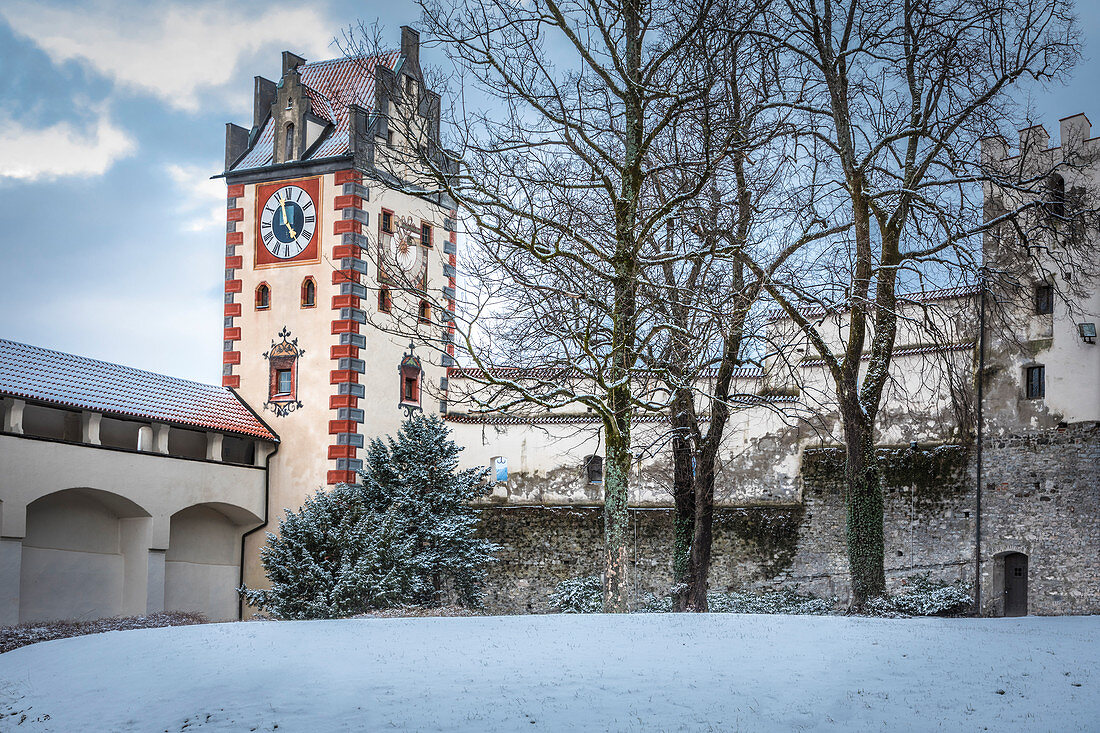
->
[1034,284,1054,315]
[1025,365,1045,400]
[276,369,293,395]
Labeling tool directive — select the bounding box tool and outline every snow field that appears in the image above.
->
[0,614,1096,732]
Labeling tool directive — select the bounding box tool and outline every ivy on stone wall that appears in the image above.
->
[723,505,805,580]
[802,445,971,515]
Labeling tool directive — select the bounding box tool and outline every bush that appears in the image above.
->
[639,589,834,615]
[241,415,497,619]
[548,575,604,613]
[241,485,422,620]
[856,576,974,617]
[889,575,974,616]
[548,578,834,615]
[357,415,497,606]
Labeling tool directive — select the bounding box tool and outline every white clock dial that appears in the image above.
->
[259,185,316,260]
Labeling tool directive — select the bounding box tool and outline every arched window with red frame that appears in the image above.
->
[418,299,431,323]
[378,287,392,312]
[255,282,270,310]
[301,277,316,308]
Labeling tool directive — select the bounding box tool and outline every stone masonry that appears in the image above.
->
[478,427,1098,615]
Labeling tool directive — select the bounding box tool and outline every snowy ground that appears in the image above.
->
[0,614,1096,732]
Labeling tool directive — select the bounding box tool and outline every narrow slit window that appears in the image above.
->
[284,123,295,160]
[378,287,392,313]
[418,300,431,323]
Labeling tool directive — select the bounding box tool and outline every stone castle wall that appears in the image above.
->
[978,422,1100,616]
[477,426,1099,615]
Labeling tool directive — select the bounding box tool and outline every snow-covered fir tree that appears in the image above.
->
[357,414,497,606]
[241,484,422,619]
[241,415,495,618]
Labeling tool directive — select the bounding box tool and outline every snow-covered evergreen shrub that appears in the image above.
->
[241,485,421,619]
[548,575,604,613]
[856,576,974,617]
[357,415,497,607]
[889,575,974,616]
[638,589,834,615]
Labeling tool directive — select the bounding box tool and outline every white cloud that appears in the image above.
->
[0,1,338,112]
[0,107,135,181]
[165,162,226,232]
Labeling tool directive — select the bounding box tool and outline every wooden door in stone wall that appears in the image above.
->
[1003,553,1028,617]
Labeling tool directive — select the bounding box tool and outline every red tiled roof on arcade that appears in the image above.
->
[0,338,276,441]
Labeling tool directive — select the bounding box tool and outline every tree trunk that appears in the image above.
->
[603,431,631,612]
[670,389,695,612]
[840,406,886,607]
[686,440,718,611]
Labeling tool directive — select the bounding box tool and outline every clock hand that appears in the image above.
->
[278,197,298,239]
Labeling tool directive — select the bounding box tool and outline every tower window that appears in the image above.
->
[418,300,431,323]
[301,277,316,308]
[1047,173,1065,218]
[403,376,419,401]
[1034,284,1053,315]
[1025,365,1045,400]
[421,222,433,248]
[276,369,293,395]
[381,209,393,234]
[284,124,295,160]
[255,283,270,310]
[585,455,604,484]
[378,287,392,312]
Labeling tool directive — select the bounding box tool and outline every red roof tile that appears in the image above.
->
[0,339,276,441]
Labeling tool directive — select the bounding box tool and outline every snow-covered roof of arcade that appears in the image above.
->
[230,51,403,171]
[0,338,276,441]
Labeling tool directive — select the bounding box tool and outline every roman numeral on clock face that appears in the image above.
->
[304,215,315,223]
[263,232,274,244]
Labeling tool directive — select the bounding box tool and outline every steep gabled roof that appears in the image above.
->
[231,51,403,172]
[0,338,276,441]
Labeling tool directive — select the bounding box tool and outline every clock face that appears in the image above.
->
[259,185,316,260]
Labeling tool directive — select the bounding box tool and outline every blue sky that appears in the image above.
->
[0,0,1097,384]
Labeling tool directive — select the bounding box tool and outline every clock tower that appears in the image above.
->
[219,27,458,596]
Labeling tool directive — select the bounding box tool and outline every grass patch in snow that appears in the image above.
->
[0,612,207,653]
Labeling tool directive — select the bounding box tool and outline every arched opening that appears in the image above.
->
[165,503,255,621]
[301,276,316,308]
[255,282,270,310]
[19,488,150,623]
[378,286,392,313]
[418,299,431,323]
[1002,552,1029,617]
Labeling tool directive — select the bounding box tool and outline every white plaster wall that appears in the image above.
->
[164,505,241,621]
[164,563,240,622]
[0,435,267,623]
[20,547,123,622]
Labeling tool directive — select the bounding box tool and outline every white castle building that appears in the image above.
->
[1,28,1097,624]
